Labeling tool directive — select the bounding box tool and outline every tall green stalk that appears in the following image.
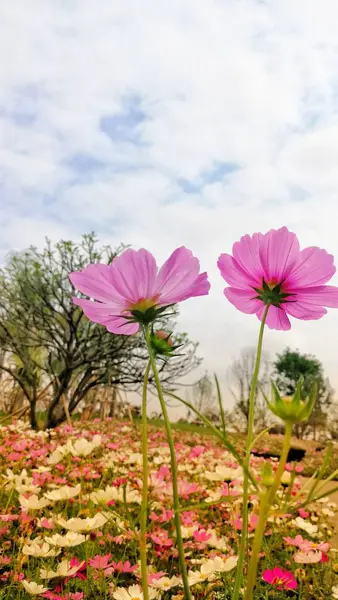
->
[232,305,269,600]
[144,326,193,600]
[140,360,151,600]
[245,421,293,600]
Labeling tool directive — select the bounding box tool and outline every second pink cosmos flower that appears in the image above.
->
[218,226,338,330]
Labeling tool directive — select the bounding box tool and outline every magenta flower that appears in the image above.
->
[262,567,297,590]
[218,226,338,330]
[70,247,210,334]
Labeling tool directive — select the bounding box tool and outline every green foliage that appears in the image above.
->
[273,348,333,438]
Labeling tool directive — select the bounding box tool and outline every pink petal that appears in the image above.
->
[284,300,327,321]
[112,249,158,301]
[287,246,336,288]
[73,298,125,322]
[70,264,125,303]
[293,285,338,307]
[258,227,300,283]
[218,253,258,289]
[106,317,139,335]
[232,232,265,284]
[182,272,210,300]
[73,298,138,335]
[156,247,209,304]
[223,288,263,314]
[256,304,291,330]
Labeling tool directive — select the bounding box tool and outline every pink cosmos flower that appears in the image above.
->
[111,560,137,573]
[262,567,297,590]
[193,528,212,542]
[218,226,338,330]
[88,554,114,570]
[70,247,210,335]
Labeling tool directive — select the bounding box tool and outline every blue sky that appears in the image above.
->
[2,0,338,409]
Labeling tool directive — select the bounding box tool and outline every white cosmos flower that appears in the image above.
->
[47,449,65,465]
[22,541,60,558]
[150,575,181,590]
[40,559,85,579]
[22,581,49,595]
[16,484,41,495]
[188,561,218,585]
[90,485,141,505]
[44,484,81,501]
[44,531,87,547]
[206,530,228,550]
[292,517,318,536]
[57,512,108,532]
[112,584,158,599]
[19,494,50,510]
[66,435,101,457]
[332,585,338,599]
[204,465,243,482]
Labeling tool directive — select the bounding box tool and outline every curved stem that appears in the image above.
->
[144,326,193,600]
[140,360,151,600]
[232,306,269,600]
[245,421,293,600]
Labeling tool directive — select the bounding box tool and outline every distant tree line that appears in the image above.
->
[184,347,336,441]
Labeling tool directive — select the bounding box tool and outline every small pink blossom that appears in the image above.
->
[150,530,174,548]
[193,528,212,542]
[262,567,297,590]
[88,554,114,570]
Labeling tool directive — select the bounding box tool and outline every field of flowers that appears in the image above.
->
[0,418,337,600]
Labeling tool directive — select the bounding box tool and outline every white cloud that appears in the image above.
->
[2,0,338,412]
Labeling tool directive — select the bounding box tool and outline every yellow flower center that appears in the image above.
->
[128,297,159,312]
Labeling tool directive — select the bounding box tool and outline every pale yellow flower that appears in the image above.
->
[204,465,243,482]
[67,435,101,457]
[281,471,292,485]
[292,517,318,536]
[22,580,49,595]
[112,584,158,599]
[90,485,141,505]
[22,540,60,558]
[45,531,87,547]
[19,494,50,510]
[332,585,338,599]
[44,484,81,502]
[150,575,181,590]
[40,559,85,579]
[57,512,108,532]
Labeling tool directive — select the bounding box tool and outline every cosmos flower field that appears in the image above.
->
[0,418,337,600]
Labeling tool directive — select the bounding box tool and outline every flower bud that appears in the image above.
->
[150,330,182,358]
[265,378,317,424]
[260,462,275,488]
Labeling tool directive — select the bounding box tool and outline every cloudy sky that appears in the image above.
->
[2,0,338,410]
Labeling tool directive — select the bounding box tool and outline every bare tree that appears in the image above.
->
[227,348,271,433]
[188,373,219,423]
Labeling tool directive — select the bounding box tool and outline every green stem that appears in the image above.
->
[144,326,192,600]
[140,360,151,600]
[232,305,269,600]
[244,421,293,600]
